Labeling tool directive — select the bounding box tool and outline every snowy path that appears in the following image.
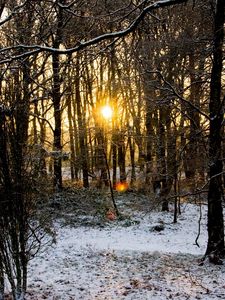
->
[25,204,225,300]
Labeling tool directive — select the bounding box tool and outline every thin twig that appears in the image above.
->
[195,200,202,247]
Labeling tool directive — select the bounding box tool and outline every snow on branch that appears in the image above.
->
[0,0,29,26]
[0,0,188,64]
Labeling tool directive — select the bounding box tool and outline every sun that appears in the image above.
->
[101,105,113,120]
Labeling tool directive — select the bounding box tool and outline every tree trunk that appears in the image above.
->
[186,52,205,181]
[206,0,225,262]
[118,133,126,182]
[71,95,79,180]
[52,51,63,190]
[66,63,77,181]
[75,55,89,188]
[128,129,136,185]
[112,130,117,187]
[143,71,155,186]
[110,45,118,187]
[186,52,198,179]
[158,107,168,211]
[51,2,65,190]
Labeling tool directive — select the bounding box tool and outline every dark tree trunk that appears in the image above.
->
[75,55,89,188]
[67,94,76,180]
[66,61,77,181]
[158,107,168,211]
[112,130,117,187]
[96,130,108,187]
[118,133,126,182]
[52,2,65,190]
[144,73,155,186]
[135,77,144,171]
[0,258,3,300]
[186,52,205,181]
[95,57,108,187]
[84,57,95,176]
[186,52,198,179]
[145,107,153,186]
[52,52,63,190]
[128,129,136,185]
[0,59,30,300]
[223,126,225,189]
[206,0,225,261]
[39,101,47,177]
[110,45,118,188]
[71,95,79,180]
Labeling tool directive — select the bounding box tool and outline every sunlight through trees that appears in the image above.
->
[0,0,224,298]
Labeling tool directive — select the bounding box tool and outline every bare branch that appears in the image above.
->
[146,70,210,120]
[0,0,188,64]
[0,0,29,26]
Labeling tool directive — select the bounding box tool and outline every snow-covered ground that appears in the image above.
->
[24,202,225,300]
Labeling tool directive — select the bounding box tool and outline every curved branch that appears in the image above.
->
[146,69,210,120]
[0,0,188,64]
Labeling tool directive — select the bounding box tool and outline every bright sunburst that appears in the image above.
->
[101,105,113,120]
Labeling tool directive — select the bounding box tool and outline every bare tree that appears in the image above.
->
[0,7,224,300]
[205,0,224,263]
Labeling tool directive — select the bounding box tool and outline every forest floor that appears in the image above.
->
[18,189,225,299]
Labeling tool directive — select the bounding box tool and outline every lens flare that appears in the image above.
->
[106,210,116,221]
[115,182,128,192]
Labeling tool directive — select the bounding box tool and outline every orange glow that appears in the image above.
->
[115,182,128,192]
[106,210,116,221]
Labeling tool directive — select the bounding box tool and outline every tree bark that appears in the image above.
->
[75,54,89,188]
[52,51,63,190]
[206,0,225,261]
[118,132,126,182]
[52,2,65,190]
[128,128,136,185]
